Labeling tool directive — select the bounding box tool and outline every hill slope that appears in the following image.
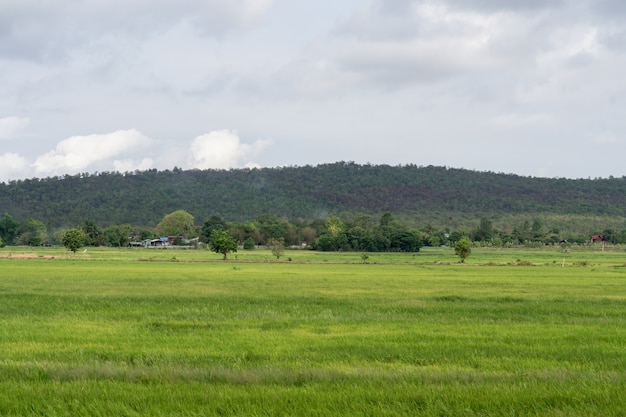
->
[1,162,625,230]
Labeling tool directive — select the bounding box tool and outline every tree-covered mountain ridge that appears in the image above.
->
[2,162,625,230]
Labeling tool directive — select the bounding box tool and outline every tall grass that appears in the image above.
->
[0,247,625,415]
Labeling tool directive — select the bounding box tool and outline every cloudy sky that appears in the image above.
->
[1,0,625,182]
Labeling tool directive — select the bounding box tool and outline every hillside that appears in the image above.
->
[1,162,626,231]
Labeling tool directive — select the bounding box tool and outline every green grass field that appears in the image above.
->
[1,246,625,416]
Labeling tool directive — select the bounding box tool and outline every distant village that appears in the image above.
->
[130,236,201,248]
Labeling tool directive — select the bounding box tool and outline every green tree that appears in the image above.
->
[255,214,287,244]
[138,229,157,241]
[157,210,195,238]
[81,220,105,246]
[209,230,238,260]
[62,228,86,254]
[300,226,317,246]
[283,222,298,246]
[473,218,493,242]
[513,220,531,243]
[601,228,617,244]
[317,216,349,251]
[326,215,345,236]
[377,213,422,252]
[105,224,134,247]
[531,218,544,240]
[389,229,423,252]
[454,238,472,263]
[243,237,256,250]
[347,216,377,251]
[200,215,226,242]
[16,218,48,246]
[227,222,246,245]
[379,212,394,227]
[243,221,262,245]
[0,213,18,245]
[0,236,4,248]
[267,238,285,259]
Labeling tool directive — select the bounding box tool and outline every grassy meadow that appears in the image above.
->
[0,245,625,416]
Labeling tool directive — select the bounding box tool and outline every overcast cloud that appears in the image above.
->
[1,0,625,182]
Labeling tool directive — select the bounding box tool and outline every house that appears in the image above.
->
[589,234,606,243]
[142,237,170,247]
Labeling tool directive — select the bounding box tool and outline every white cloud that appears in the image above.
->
[0,116,30,140]
[32,129,152,176]
[0,153,29,182]
[188,129,272,169]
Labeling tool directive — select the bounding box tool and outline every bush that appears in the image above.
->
[454,238,472,263]
[243,238,255,250]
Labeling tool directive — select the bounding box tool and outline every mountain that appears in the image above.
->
[2,162,625,232]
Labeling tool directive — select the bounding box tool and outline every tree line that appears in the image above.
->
[2,210,624,252]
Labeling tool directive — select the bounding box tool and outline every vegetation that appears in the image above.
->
[156,209,195,238]
[3,161,626,414]
[2,163,626,235]
[61,228,86,254]
[454,238,472,263]
[209,229,238,260]
[3,163,626,251]
[0,246,625,416]
[2,206,625,253]
[0,213,17,245]
[267,238,285,259]
[15,218,47,246]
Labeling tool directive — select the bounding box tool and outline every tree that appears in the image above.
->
[157,210,195,238]
[255,214,287,244]
[454,238,472,263]
[473,218,493,242]
[0,236,4,248]
[316,231,349,251]
[243,237,256,250]
[379,212,394,227]
[531,218,544,239]
[62,228,86,254]
[16,218,48,246]
[317,216,349,251]
[377,214,423,252]
[200,215,226,242]
[326,215,345,236]
[389,229,423,252]
[300,226,317,246]
[267,238,285,259]
[81,220,105,246]
[209,230,238,260]
[227,223,246,245]
[0,213,18,245]
[105,224,134,247]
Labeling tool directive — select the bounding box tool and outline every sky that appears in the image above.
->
[1,0,626,182]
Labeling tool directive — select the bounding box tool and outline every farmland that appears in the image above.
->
[1,246,625,416]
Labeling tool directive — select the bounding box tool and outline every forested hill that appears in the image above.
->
[2,162,626,228]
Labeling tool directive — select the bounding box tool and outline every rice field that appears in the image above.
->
[0,246,625,416]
